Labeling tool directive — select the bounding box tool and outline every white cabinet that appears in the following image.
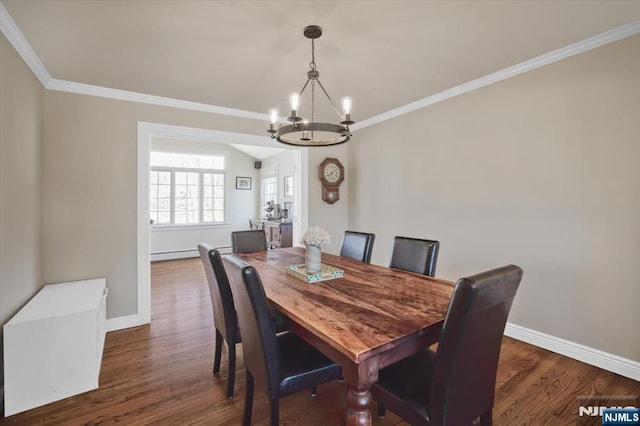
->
[3,278,107,416]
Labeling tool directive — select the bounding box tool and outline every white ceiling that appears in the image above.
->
[3,1,640,125]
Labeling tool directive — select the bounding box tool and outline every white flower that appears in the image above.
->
[301,226,331,248]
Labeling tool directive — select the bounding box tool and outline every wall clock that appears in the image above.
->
[319,157,344,204]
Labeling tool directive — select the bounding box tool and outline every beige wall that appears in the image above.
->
[43,90,266,318]
[0,34,44,326]
[348,35,640,361]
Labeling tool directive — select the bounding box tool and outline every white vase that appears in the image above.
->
[305,244,322,273]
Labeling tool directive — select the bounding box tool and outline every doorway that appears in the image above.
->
[136,122,308,325]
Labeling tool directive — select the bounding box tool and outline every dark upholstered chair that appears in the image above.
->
[198,244,240,398]
[372,265,523,426]
[339,231,375,263]
[198,244,287,399]
[231,230,268,254]
[223,255,343,426]
[389,236,440,277]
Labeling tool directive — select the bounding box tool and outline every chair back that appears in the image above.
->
[223,255,280,398]
[340,231,375,263]
[389,236,440,276]
[430,265,523,425]
[231,230,268,253]
[198,244,238,342]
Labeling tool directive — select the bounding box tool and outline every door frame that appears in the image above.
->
[133,122,308,326]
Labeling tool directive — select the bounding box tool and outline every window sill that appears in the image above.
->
[150,223,231,232]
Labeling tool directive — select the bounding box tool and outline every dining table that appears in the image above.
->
[231,246,455,426]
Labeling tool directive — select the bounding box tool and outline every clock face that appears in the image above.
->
[323,163,341,184]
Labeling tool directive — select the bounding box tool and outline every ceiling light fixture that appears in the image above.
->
[268,25,354,147]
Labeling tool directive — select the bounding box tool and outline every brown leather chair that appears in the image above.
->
[223,255,343,426]
[198,244,287,399]
[372,265,523,426]
[389,236,440,276]
[231,230,268,253]
[339,231,375,263]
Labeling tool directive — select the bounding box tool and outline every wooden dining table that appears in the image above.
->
[232,247,455,426]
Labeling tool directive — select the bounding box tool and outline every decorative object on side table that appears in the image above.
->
[301,226,330,273]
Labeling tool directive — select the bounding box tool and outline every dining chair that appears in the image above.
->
[198,243,240,398]
[231,230,268,253]
[339,230,375,263]
[198,244,288,399]
[372,264,523,426]
[223,255,343,426]
[389,236,440,276]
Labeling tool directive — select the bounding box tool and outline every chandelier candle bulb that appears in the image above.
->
[289,92,300,120]
[289,92,300,110]
[268,109,278,133]
[341,97,352,114]
[301,119,310,141]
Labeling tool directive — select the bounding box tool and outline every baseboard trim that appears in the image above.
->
[505,323,640,382]
[150,250,199,262]
[106,314,147,332]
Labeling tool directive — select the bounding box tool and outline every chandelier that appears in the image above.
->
[267,25,354,146]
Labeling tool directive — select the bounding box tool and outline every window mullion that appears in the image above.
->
[199,172,204,223]
[170,170,176,225]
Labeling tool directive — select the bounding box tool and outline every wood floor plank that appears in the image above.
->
[2,258,638,425]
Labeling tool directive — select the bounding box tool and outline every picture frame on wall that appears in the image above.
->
[284,176,294,197]
[236,177,252,190]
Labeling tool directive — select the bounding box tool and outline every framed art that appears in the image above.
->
[284,175,294,197]
[235,177,252,190]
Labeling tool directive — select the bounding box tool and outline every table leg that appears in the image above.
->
[345,357,379,426]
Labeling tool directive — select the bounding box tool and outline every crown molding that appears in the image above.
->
[2,0,638,127]
[0,1,51,86]
[46,79,270,121]
[352,20,640,131]
[137,121,282,147]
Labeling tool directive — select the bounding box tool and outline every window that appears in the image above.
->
[150,152,226,226]
[262,175,277,207]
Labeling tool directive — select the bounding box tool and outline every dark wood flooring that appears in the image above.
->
[2,258,638,425]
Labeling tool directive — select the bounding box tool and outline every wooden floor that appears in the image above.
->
[3,258,639,425]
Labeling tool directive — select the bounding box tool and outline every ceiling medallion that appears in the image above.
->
[267,25,354,147]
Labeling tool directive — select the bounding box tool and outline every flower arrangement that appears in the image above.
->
[301,226,330,248]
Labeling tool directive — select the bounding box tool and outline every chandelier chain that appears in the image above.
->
[311,80,316,124]
[310,38,316,70]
